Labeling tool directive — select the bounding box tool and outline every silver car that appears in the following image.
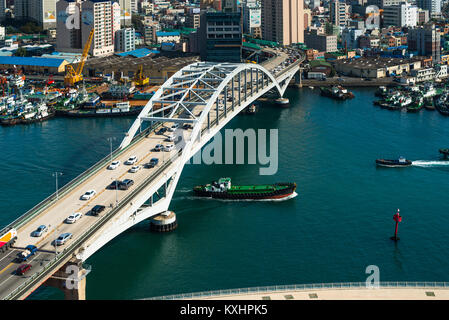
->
[32,225,48,237]
[55,233,73,246]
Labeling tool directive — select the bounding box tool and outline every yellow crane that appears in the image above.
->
[134,65,149,87]
[64,29,95,87]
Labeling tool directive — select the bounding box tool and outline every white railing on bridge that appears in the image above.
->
[143,282,449,300]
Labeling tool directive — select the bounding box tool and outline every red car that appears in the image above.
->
[16,264,32,275]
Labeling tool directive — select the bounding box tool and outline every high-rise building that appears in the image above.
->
[368,0,402,8]
[261,0,304,45]
[57,0,120,57]
[115,27,135,52]
[56,0,83,53]
[408,24,440,62]
[14,0,57,29]
[383,2,418,27]
[417,0,441,18]
[304,29,338,52]
[82,0,120,57]
[243,0,261,37]
[0,0,5,22]
[330,0,349,28]
[119,0,132,26]
[200,10,242,62]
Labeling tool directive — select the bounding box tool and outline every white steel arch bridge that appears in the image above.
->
[0,59,301,300]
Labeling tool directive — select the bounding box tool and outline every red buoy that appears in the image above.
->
[391,209,402,241]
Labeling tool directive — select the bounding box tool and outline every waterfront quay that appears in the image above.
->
[148,283,449,300]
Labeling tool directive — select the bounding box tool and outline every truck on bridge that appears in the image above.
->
[0,228,17,253]
[16,245,37,262]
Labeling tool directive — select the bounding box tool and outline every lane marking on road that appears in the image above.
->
[0,262,14,275]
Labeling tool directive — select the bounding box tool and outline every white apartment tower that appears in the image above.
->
[81,0,121,57]
[330,0,349,28]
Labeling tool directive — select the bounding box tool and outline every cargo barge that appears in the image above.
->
[193,178,297,200]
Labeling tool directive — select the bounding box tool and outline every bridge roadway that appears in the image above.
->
[0,50,303,299]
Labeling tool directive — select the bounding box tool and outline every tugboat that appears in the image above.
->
[439,148,449,158]
[375,157,412,167]
[407,95,424,112]
[193,178,297,200]
[320,85,354,100]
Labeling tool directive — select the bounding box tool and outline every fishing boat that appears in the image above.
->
[375,157,412,167]
[320,85,354,100]
[193,178,297,200]
[424,97,435,111]
[407,95,424,112]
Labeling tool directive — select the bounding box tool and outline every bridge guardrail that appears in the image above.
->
[144,281,449,300]
[4,147,182,300]
[0,122,162,236]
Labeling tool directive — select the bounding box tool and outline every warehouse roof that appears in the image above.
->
[0,56,67,67]
[115,48,159,58]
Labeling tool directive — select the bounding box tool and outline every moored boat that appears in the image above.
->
[193,178,297,200]
[320,85,354,100]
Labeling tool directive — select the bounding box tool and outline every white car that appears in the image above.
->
[125,156,138,165]
[66,212,82,224]
[129,165,141,173]
[164,144,174,152]
[166,134,176,142]
[81,190,96,200]
[168,124,179,132]
[108,160,120,170]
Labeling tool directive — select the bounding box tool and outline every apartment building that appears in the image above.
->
[261,0,304,45]
[81,0,120,57]
[330,0,349,28]
[14,0,57,29]
[408,24,441,62]
[115,27,135,52]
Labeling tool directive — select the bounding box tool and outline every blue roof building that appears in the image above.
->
[0,56,68,73]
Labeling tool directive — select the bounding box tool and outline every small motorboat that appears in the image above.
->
[375,157,412,167]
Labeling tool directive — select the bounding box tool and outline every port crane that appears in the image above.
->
[64,29,95,87]
[133,65,149,87]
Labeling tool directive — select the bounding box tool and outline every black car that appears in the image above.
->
[145,158,159,168]
[91,205,106,216]
[182,124,193,130]
[107,180,122,190]
[157,127,168,135]
[119,179,134,190]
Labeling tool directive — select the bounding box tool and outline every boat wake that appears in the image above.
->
[412,160,449,167]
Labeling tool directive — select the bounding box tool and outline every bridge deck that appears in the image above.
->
[0,52,303,299]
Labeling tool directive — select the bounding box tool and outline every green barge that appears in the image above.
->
[193,178,297,200]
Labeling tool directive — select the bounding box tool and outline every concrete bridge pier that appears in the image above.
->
[44,259,89,300]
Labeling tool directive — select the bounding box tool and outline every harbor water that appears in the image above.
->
[1,87,449,299]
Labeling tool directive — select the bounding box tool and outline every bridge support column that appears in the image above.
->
[44,259,89,300]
